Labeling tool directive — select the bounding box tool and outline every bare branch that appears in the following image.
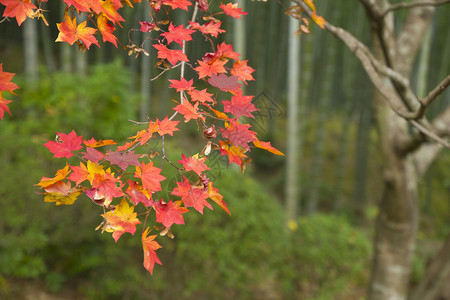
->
[399,106,450,155]
[168,2,198,121]
[421,74,450,107]
[293,0,422,119]
[383,0,450,16]
[410,120,450,149]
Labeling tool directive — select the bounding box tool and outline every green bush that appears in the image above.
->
[288,214,371,300]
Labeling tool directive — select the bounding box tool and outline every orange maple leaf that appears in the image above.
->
[83,137,117,147]
[100,0,124,24]
[153,43,188,65]
[55,14,99,49]
[135,162,166,193]
[0,0,36,26]
[157,116,180,136]
[219,2,248,19]
[178,153,210,176]
[36,164,71,188]
[142,227,162,274]
[0,64,19,93]
[253,138,284,155]
[0,63,19,118]
[230,60,255,82]
[0,94,12,119]
[162,0,192,11]
[101,198,141,242]
[97,14,118,47]
[194,60,227,79]
[187,88,214,103]
[173,99,205,122]
[207,182,230,215]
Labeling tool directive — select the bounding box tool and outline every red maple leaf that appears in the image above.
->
[44,131,83,158]
[194,60,227,79]
[0,0,36,26]
[157,116,180,136]
[55,14,99,49]
[126,180,154,207]
[142,227,162,275]
[222,92,258,118]
[173,100,205,122]
[216,42,240,60]
[221,119,257,150]
[171,177,212,214]
[162,23,194,46]
[92,172,124,207]
[97,14,117,47]
[230,60,255,82]
[106,150,141,171]
[187,88,214,103]
[153,43,188,65]
[169,77,194,92]
[189,20,225,37]
[139,20,155,32]
[220,2,248,19]
[154,199,189,228]
[178,153,210,176]
[208,74,241,92]
[135,162,165,193]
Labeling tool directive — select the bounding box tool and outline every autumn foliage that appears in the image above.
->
[0,0,288,275]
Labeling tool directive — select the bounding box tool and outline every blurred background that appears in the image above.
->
[0,1,449,299]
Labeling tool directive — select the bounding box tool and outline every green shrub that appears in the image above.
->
[288,214,371,300]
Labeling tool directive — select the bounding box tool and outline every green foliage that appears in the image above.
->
[0,61,140,296]
[288,214,371,300]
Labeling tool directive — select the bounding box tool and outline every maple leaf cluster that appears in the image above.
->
[0,0,286,275]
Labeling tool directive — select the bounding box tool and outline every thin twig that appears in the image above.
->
[383,0,450,16]
[410,120,450,149]
[168,2,199,121]
[421,74,450,107]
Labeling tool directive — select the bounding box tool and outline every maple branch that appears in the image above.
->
[293,0,416,119]
[421,74,450,108]
[382,0,450,16]
[295,0,443,122]
[168,2,199,122]
[398,106,450,154]
[359,0,427,114]
[410,120,450,149]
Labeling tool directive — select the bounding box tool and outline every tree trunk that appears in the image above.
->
[411,233,450,300]
[367,5,435,300]
[368,102,419,300]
